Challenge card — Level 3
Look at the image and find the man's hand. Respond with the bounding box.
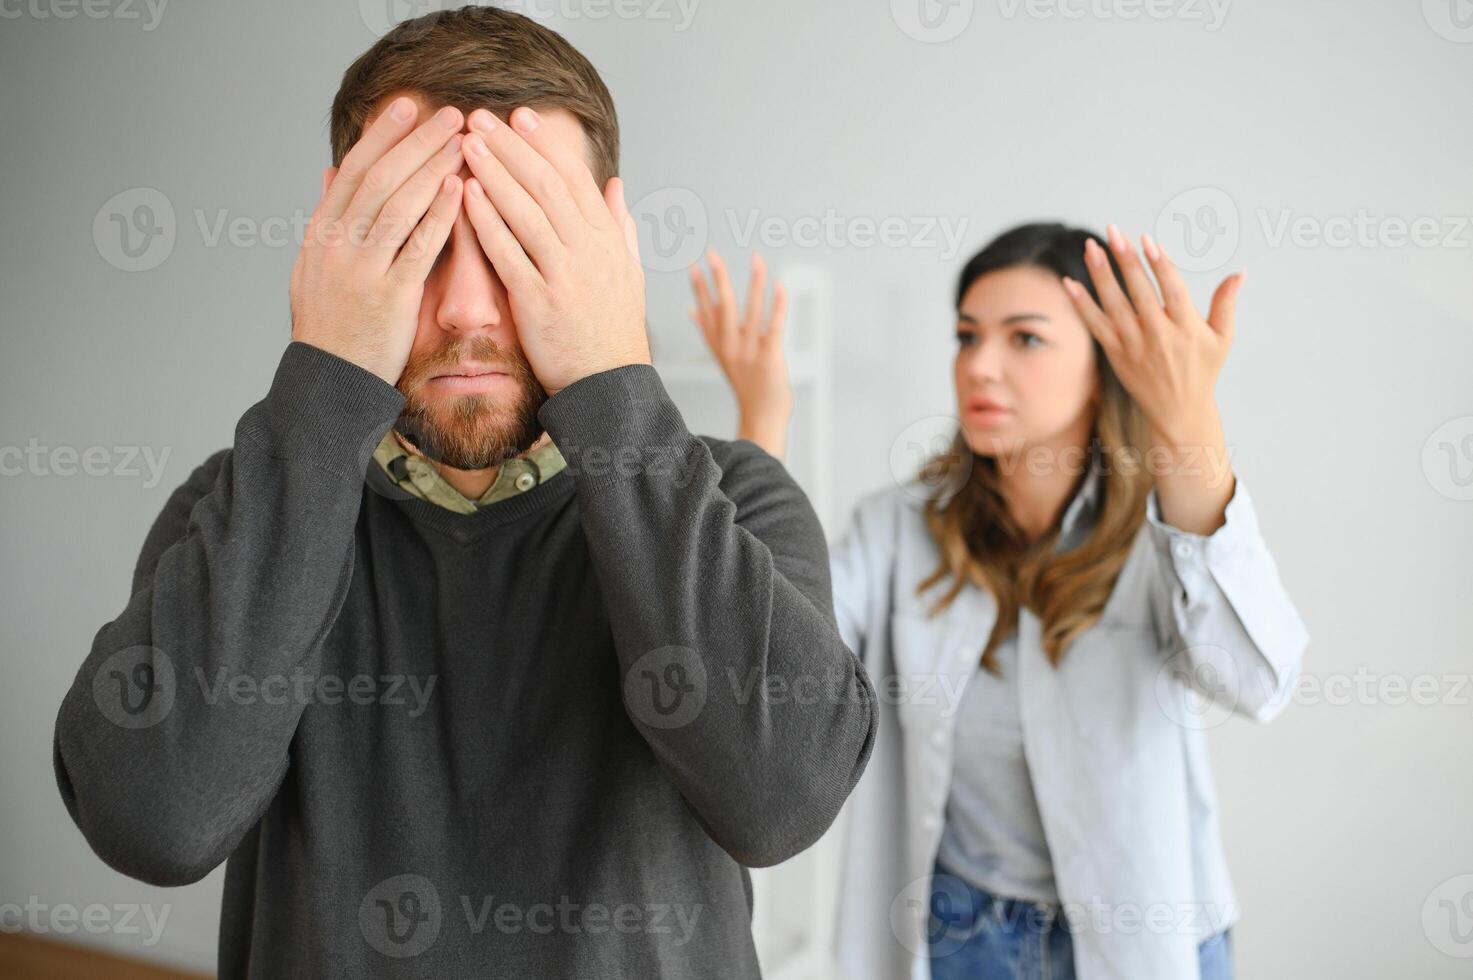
[290,97,466,386]
[458,106,650,398]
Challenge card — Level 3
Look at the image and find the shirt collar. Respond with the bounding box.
[371,429,567,514]
[1058,441,1107,538]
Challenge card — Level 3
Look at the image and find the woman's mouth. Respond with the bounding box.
[964,402,1012,426]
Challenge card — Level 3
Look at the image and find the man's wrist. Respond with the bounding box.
[537,363,691,488]
[544,351,654,400]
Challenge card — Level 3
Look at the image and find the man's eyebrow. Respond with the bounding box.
[956,312,1051,326]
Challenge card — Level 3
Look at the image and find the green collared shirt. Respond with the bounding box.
[371,430,567,514]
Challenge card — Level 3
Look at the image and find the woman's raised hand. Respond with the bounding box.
[688,249,793,459]
[1061,224,1242,449]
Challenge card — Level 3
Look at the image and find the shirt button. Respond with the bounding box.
[930,729,946,748]
[515,472,536,491]
[922,814,940,832]
[1174,540,1194,559]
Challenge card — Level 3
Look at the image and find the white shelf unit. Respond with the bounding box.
[653,263,843,980]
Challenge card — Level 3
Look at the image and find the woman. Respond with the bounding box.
[687,223,1310,980]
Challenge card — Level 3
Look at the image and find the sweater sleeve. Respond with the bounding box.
[52,341,405,886]
[537,364,878,869]
[1145,476,1310,723]
[828,488,900,674]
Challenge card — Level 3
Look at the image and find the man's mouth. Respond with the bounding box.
[431,363,508,380]
[426,365,513,393]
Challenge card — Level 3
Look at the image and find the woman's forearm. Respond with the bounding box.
[738,411,791,461]
[1147,404,1235,536]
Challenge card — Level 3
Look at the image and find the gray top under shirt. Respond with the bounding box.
[52,341,877,979]
[935,632,1060,904]
[935,474,1106,908]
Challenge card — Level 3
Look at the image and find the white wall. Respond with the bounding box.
[3,0,1470,976]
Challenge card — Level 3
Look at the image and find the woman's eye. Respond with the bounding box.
[1014,331,1043,348]
[955,330,976,346]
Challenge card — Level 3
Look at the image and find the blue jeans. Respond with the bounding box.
[927,860,1233,980]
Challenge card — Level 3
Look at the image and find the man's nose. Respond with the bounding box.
[429,207,509,337]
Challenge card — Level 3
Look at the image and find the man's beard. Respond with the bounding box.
[391,337,547,472]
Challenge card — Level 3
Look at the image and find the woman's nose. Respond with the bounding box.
[963,335,1005,381]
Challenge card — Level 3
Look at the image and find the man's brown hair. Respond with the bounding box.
[329,6,620,186]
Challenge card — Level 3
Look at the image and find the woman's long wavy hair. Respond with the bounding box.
[916,223,1154,673]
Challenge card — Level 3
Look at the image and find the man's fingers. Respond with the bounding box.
[366,134,466,259]
[342,105,464,235]
[507,106,613,231]
[467,109,585,247]
[462,130,566,279]
[316,95,419,223]
[390,175,462,285]
[462,177,543,295]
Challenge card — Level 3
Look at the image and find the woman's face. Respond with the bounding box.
[953,265,1100,461]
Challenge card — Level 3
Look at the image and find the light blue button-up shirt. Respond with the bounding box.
[829,449,1310,980]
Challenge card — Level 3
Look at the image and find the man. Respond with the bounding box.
[52,7,876,977]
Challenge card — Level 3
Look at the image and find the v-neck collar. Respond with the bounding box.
[363,455,576,544]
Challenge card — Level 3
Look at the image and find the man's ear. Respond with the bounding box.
[321,166,338,199]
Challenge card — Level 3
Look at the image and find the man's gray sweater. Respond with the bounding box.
[52,341,877,979]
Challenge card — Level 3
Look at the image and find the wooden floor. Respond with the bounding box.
[0,933,210,979]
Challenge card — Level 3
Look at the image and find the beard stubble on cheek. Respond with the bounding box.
[390,337,548,472]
